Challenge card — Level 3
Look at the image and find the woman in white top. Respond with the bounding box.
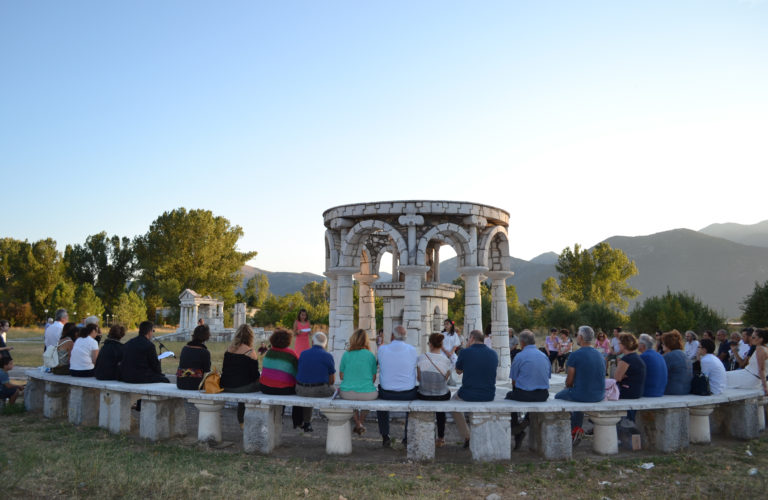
[727,328,768,395]
[684,331,700,361]
[417,333,452,447]
[440,319,462,363]
[70,323,100,377]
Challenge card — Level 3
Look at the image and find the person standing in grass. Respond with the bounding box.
[0,319,13,361]
[0,357,23,404]
[293,309,312,358]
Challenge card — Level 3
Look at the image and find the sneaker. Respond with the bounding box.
[572,426,584,447]
[382,436,391,448]
[302,423,313,433]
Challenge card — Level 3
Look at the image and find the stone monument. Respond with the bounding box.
[323,200,514,380]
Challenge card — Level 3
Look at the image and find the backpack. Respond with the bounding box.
[690,372,711,396]
[43,345,59,369]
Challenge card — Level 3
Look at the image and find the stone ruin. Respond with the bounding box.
[163,289,252,342]
[323,200,514,380]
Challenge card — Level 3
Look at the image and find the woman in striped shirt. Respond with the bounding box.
[259,328,303,430]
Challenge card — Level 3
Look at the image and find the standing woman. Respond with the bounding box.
[417,333,452,447]
[293,309,312,358]
[222,325,261,428]
[70,323,100,377]
[441,319,462,362]
[595,331,611,360]
[339,329,379,435]
[0,319,12,361]
[544,328,560,366]
[176,324,211,390]
[556,329,572,373]
[51,322,78,375]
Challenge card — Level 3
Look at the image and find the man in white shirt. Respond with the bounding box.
[376,325,418,447]
[698,339,726,395]
[44,309,68,349]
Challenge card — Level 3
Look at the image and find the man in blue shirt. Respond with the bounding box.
[637,333,667,397]
[452,329,499,448]
[555,325,605,445]
[295,332,336,432]
[506,329,551,449]
[376,326,418,447]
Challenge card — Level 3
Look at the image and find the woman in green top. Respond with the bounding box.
[339,328,378,435]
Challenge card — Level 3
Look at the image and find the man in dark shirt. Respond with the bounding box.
[716,329,731,369]
[121,321,169,384]
[295,332,336,432]
[451,329,499,448]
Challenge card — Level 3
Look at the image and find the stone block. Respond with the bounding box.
[723,399,760,440]
[470,412,511,461]
[139,396,187,441]
[68,386,100,426]
[243,404,282,453]
[99,390,133,434]
[24,377,44,412]
[407,411,436,461]
[529,412,572,460]
[637,408,689,452]
[43,381,68,419]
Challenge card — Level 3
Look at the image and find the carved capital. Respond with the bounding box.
[463,215,488,227]
[398,214,424,226]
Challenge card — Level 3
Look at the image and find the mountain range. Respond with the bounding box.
[241,219,768,319]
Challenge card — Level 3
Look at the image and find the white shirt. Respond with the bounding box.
[377,340,418,391]
[45,321,64,348]
[738,340,751,359]
[610,337,621,354]
[684,340,700,361]
[700,353,726,395]
[441,332,462,363]
[70,336,98,371]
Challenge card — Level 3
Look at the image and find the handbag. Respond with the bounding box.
[199,367,225,394]
[690,372,711,396]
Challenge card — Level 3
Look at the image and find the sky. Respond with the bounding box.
[1,1,767,275]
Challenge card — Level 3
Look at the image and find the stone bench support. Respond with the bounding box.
[190,399,225,443]
[689,405,715,444]
[24,377,44,412]
[43,381,68,419]
[406,411,436,461]
[68,386,100,426]
[637,408,689,452]
[528,411,572,460]
[721,398,760,440]
[139,395,186,441]
[469,412,511,461]
[99,390,134,434]
[586,411,625,455]
[243,403,282,453]
[320,408,354,455]
[758,397,767,432]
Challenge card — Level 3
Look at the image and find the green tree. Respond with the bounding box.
[114,291,147,330]
[244,273,270,308]
[542,298,579,330]
[0,237,64,321]
[135,208,257,307]
[506,284,533,331]
[48,281,76,314]
[575,301,626,333]
[74,283,105,321]
[742,281,768,327]
[556,242,639,311]
[629,290,725,333]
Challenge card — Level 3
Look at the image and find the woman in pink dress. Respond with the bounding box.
[292,309,312,357]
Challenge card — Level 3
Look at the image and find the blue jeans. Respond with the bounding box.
[376,386,417,440]
[554,387,587,429]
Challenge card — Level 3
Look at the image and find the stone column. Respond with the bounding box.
[99,390,133,434]
[24,377,44,412]
[324,271,338,352]
[192,305,199,328]
[432,246,440,283]
[636,408,689,452]
[399,265,428,346]
[243,403,283,453]
[407,411,436,461]
[139,396,186,441]
[458,266,488,336]
[585,411,625,455]
[689,405,715,444]
[356,273,378,349]
[320,408,354,455]
[328,267,357,369]
[469,412,511,461]
[68,386,100,426]
[528,412,572,460]
[43,381,68,419]
[487,271,513,380]
[190,399,225,443]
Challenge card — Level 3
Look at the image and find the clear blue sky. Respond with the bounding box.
[2,1,766,274]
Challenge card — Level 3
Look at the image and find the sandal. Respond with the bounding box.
[435,438,445,447]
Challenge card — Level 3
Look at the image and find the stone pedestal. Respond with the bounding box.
[190,399,225,443]
[636,408,689,452]
[400,266,429,345]
[43,381,68,419]
[24,377,44,412]
[407,411,436,461]
[68,386,100,426]
[469,412,511,461]
[586,411,625,455]
[721,399,760,440]
[758,397,767,432]
[99,390,133,434]
[139,395,186,441]
[689,406,715,444]
[243,403,282,453]
[320,408,354,455]
[529,412,572,460]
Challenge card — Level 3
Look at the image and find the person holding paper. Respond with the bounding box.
[293,309,312,358]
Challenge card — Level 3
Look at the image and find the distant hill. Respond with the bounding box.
[530,252,559,265]
[239,265,325,297]
[699,220,768,248]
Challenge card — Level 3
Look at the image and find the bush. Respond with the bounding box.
[629,290,725,333]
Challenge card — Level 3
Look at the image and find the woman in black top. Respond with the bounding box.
[176,325,212,390]
[95,325,126,380]
[614,332,647,399]
[221,325,260,426]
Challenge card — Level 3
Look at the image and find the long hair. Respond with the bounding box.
[348,329,369,351]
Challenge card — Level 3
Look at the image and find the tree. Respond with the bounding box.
[575,301,626,333]
[0,237,64,321]
[135,208,257,307]
[541,298,579,330]
[742,281,768,326]
[48,281,76,314]
[244,273,270,308]
[556,242,639,311]
[114,291,147,330]
[629,290,725,333]
[74,283,105,321]
[507,284,533,331]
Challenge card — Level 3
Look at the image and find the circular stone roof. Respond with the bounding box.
[323,200,509,227]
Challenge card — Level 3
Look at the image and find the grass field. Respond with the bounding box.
[1,405,767,499]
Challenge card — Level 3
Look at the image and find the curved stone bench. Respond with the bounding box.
[23,370,766,462]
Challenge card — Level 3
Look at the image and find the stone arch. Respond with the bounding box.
[325,230,339,270]
[339,220,408,269]
[416,223,472,268]
[359,247,373,275]
[478,225,511,271]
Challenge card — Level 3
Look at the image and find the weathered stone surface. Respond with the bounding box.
[99,390,133,434]
[636,408,689,452]
[529,412,572,460]
[407,411,436,461]
[43,381,68,419]
[24,377,44,412]
[190,399,225,443]
[68,386,99,426]
[320,408,354,455]
[140,396,187,441]
[689,406,715,444]
[470,412,511,461]
[243,404,282,453]
[586,411,625,455]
